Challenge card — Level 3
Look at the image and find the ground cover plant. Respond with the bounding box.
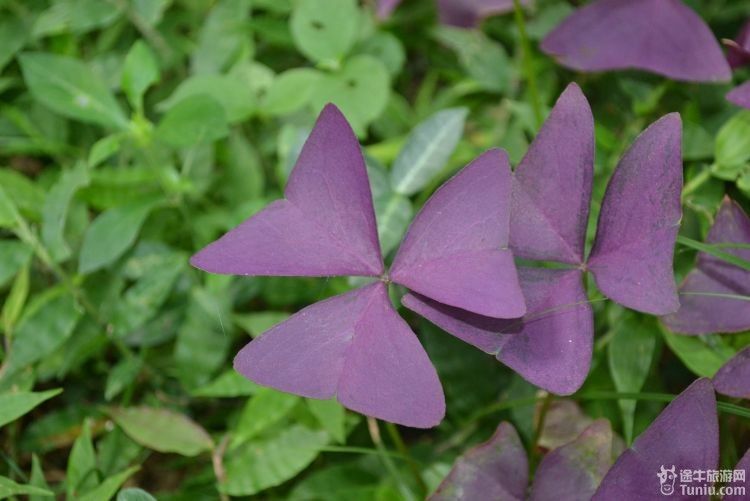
[1,0,750,499]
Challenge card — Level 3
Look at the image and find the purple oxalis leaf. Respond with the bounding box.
[233,282,445,428]
[530,420,613,501]
[190,104,384,278]
[728,81,750,110]
[593,378,718,500]
[661,197,750,334]
[724,448,750,501]
[726,20,750,69]
[712,346,750,399]
[376,0,528,27]
[391,149,526,319]
[541,0,732,82]
[403,267,593,395]
[588,113,682,316]
[429,421,527,500]
[510,82,594,265]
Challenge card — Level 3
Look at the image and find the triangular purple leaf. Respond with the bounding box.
[510,82,594,265]
[403,267,593,395]
[662,197,750,334]
[191,104,384,278]
[391,149,526,319]
[436,0,527,28]
[712,346,750,399]
[429,422,527,500]
[541,0,732,82]
[588,113,682,315]
[593,378,719,500]
[723,448,750,501]
[530,420,613,501]
[234,282,444,428]
[728,81,750,110]
[726,20,750,69]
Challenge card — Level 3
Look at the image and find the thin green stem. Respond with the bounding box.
[681,168,712,199]
[367,418,416,501]
[513,0,543,130]
[677,235,750,271]
[530,393,553,468]
[385,422,427,496]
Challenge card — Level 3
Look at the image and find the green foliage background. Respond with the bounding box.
[0,0,749,499]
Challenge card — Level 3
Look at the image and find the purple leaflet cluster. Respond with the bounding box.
[433,379,730,500]
[727,20,750,109]
[405,83,682,396]
[192,104,525,428]
[540,0,731,83]
[192,84,683,426]
[662,198,750,335]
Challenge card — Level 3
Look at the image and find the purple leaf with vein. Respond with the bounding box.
[191,104,384,278]
[661,197,750,334]
[392,149,525,319]
[234,282,444,428]
[530,420,613,501]
[588,113,682,315]
[723,448,750,501]
[541,0,731,82]
[429,422,527,500]
[403,267,593,395]
[712,346,750,399]
[593,378,718,500]
[728,81,750,110]
[726,20,750,69]
[510,82,594,264]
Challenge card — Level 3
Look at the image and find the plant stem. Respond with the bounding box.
[367,417,415,501]
[513,0,543,130]
[530,392,553,467]
[385,422,427,496]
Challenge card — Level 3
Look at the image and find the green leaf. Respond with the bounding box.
[222,425,328,496]
[374,192,413,255]
[156,94,229,148]
[390,108,467,195]
[0,169,46,222]
[662,327,735,377]
[234,388,300,443]
[0,476,53,499]
[174,286,231,388]
[0,388,62,429]
[714,111,750,174]
[108,407,214,456]
[288,465,379,501]
[307,399,346,444]
[2,264,29,334]
[607,311,657,443]
[42,164,89,261]
[32,0,122,37]
[0,240,32,287]
[29,454,51,501]
[158,74,255,123]
[117,488,157,501]
[19,52,128,129]
[121,41,159,112]
[192,370,260,398]
[262,68,321,116]
[0,185,20,229]
[88,134,123,168]
[67,420,98,498]
[291,0,358,64]
[233,311,290,338]
[358,32,405,76]
[191,0,251,74]
[78,197,159,274]
[79,466,140,501]
[105,357,143,401]
[433,27,510,92]
[309,55,390,134]
[221,131,265,204]
[5,289,81,373]
[0,17,26,73]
